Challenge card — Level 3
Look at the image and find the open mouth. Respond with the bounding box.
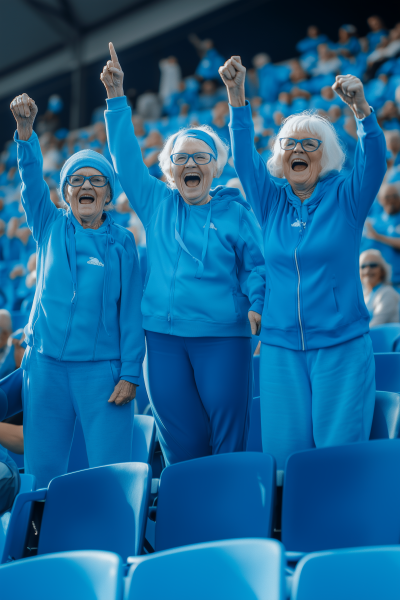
[291,160,308,172]
[184,174,201,188]
[79,194,95,204]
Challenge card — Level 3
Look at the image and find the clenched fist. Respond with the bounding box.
[10,93,38,141]
[101,42,124,99]
[332,75,371,120]
[218,56,246,107]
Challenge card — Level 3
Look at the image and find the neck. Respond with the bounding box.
[291,180,318,203]
[183,194,211,207]
[75,213,105,229]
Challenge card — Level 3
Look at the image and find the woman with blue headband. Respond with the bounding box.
[10,92,145,488]
[101,44,265,466]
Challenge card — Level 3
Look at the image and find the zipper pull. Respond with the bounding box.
[71,285,77,304]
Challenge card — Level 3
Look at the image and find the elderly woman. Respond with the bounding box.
[101,44,265,466]
[360,249,400,327]
[219,56,386,468]
[10,93,145,488]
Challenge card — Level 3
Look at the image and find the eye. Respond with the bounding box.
[91,176,103,184]
[70,176,82,184]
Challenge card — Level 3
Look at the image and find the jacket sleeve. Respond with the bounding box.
[229,101,279,226]
[235,207,266,316]
[15,131,59,244]
[105,96,171,228]
[119,234,146,385]
[340,110,387,226]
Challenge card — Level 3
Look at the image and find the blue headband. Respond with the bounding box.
[172,129,218,159]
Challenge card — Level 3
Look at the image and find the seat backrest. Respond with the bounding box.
[1,474,36,562]
[246,396,262,452]
[369,324,400,353]
[291,546,400,600]
[131,415,157,464]
[38,463,151,562]
[253,355,260,397]
[282,440,400,552]
[155,452,276,552]
[374,353,400,393]
[0,368,23,420]
[127,539,286,600]
[370,391,400,439]
[0,550,123,600]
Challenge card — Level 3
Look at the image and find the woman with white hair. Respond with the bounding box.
[220,56,386,468]
[101,44,265,466]
[360,249,400,327]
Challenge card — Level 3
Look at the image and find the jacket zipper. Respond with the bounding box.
[59,286,77,360]
[295,207,305,351]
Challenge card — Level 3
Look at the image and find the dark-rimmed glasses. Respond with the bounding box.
[170,152,216,165]
[279,138,322,152]
[360,263,380,269]
[66,175,109,187]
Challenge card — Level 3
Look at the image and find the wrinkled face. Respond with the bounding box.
[360,253,384,288]
[379,186,400,215]
[281,129,323,188]
[171,138,218,205]
[64,167,110,223]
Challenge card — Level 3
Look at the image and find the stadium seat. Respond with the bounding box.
[0,368,23,420]
[282,440,400,561]
[370,391,400,439]
[153,452,276,552]
[127,539,286,600]
[246,396,262,452]
[253,354,260,397]
[374,353,400,393]
[0,550,123,600]
[0,474,36,563]
[291,546,400,600]
[2,463,151,564]
[369,324,400,353]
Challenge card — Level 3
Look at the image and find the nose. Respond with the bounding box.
[293,142,304,153]
[185,156,197,167]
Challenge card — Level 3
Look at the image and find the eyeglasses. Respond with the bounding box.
[279,138,323,152]
[170,152,215,165]
[360,263,380,269]
[66,175,109,187]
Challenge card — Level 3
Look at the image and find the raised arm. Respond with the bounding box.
[219,56,278,225]
[101,43,170,227]
[10,94,58,243]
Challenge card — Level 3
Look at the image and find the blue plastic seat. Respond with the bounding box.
[370,391,400,439]
[253,354,260,397]
[282,440,400,559]
[154,452,276,552]
[369,324,400,352]
[291,546,400,600]
[0,474,36,563]
[375,353,400,393]
[2,463,151,564]
[127,539,286,600]
[247,396,262,452]
[0,550,123,600]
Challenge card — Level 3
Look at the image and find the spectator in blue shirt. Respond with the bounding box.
[296,25,329,56]
[334,25,361,57]
[367,15,388,51]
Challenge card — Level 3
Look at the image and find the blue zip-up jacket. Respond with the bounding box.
[229,102,386,350]
[105,96,265,338]
[15,131,145,384]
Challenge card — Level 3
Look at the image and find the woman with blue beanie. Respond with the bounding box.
[101,44,265,466]
[10,93,145,488]
[220,57,386,470]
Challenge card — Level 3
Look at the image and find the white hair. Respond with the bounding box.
[158,125,229,189]
[359,249,392,283]
[267,110,346,179]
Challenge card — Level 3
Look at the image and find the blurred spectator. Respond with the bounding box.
[360,249,400,326]
[378,100,400,130]
[142,130,164,179]
[0,328,26,379]
[159,56,182,103]
[0,310,12,371]
[136,91,162,120]
[197,80,226,111]
[110,192,133,228]
[226,177,246,198]
[310,85,341,111]
[296,25,329,55]
[36,94,63,136]
[334,24,361,57]
[311,44,342,76]
[367,15,388,51]
[189,35,224,80]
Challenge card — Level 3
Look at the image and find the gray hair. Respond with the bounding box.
[267,110,346,179]
[359,249,392,283]
[378,181,400,200]
[158,125,229,189]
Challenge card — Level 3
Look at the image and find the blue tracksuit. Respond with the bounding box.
[105,96,265,464]
[229,102,386,467]
[15,131,145,487]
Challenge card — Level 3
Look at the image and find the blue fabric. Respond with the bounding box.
[14,131,145,383]
[105,95,265,338]
[229,101,386,350]
[362,211,400,283]
[296,34,329,55]
[195,49,225,80]
[259,334,375,469]
[22,347,134,488]
[59,149,116,201]
[144,331,252,466]
[172,129,217,158]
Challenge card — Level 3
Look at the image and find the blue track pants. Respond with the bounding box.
[260,334,375,470]
[23,348,133,488]
[144,332,252,466]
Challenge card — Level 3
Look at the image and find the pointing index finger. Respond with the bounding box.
[109,42,120,66]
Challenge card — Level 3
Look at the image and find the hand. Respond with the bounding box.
[332,75,371,120]
[108,379,137,406]
[10,93,38,141]
[248,310,262,336]
[218,56,246,107]
[9,265,24,280]
[100,42,124,99]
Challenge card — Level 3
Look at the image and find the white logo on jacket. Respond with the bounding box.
[203,222,218,231]
[291,219,306,229]
[87,257,104,267]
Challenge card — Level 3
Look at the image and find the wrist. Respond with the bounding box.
[17,126,32,142]
[107,88,124,99]
[228,88,246,108]
[353,102,371,120]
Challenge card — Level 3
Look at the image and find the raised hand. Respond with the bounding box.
[332,75,371,120]
[100,42,124,99]
[218,56,246,107]
[10,94,38,141]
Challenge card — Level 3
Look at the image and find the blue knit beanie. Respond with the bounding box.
[59,150,115,202]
